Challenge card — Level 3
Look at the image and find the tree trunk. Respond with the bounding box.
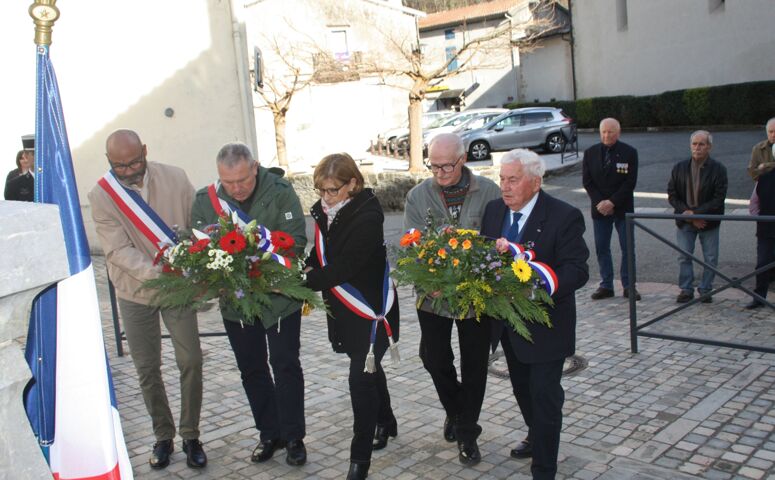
[273,113,288,169]
[407,95,424,172]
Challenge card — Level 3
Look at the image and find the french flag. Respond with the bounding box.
[23,43,132,479]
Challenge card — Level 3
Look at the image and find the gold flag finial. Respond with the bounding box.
[29,0,60,46]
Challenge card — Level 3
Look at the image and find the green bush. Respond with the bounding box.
[503,80,775,128]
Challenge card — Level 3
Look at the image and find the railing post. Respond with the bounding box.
[626,213,638,353]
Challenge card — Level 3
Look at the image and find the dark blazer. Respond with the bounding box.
[667,156,728,231]
[581,141,638,219]
[481,191,589,364]
[756,169,775,239]
[4,172,34,201]
[306,189,399,355]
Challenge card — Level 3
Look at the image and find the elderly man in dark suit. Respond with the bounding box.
[582,118,639,301]
[481,149,589,480]
[747,168,775,309]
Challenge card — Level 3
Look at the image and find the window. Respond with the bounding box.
[445,29,455,40]
[496,115,522,128]
[524,112,552,124]
[445,46,458,72]
[616,0,628,31]
[328,29,349,61]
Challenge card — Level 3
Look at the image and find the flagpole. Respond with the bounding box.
[29,0,60,47]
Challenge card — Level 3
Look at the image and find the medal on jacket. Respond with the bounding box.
[314,223,399,372]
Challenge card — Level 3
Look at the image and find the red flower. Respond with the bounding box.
[248,259,262,278]
[219,230,247,254]
[161,264,181,276]
[188,239,210,254]
[271,230,295,250]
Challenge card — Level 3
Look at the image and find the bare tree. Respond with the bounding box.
[362,1,561,171]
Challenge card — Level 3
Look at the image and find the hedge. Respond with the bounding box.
[504,80,775,128]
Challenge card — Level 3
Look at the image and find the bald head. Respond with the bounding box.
[599,118,621,147]
[105,129,147,186]
[427,133,466,188]
[106,129,142,153]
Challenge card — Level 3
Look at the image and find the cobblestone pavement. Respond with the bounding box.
[92,256,775,479]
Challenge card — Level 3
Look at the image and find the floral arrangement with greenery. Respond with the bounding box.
[143,212,322,323]
[392,221,554,341]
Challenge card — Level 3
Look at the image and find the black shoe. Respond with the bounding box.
[457,439,481,466]
[510,438,532,459]
[149,439,174,469]
[745,300,765,310]
[443,416,457,443]
[286,439,307,466]
[676,291,693,303]
[700,294,713,304]
[346,462,370,480]
[182,439,207,468]
[623,288,641,301]
[251,439,286,463]
[373,419,397,450]
[591,287,614,300]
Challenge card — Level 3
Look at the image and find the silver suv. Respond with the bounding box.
[458,107,574,160]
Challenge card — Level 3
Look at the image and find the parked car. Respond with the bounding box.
[396,108,508,156]
[459,107,574,160]
[377,111,454,153]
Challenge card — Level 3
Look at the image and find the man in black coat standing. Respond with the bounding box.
[481,149,589,480]
[747,168,775,309]
[582,118,639,300]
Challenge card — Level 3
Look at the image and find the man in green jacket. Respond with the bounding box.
[191,142,308,466]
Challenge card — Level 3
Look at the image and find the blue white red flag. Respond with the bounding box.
[23,43,133,480]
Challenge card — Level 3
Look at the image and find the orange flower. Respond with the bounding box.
[400,229,422,247]
[461,239,472,250]
[437,248,447,259]
[452,258,460,267]
[448,238,459,249]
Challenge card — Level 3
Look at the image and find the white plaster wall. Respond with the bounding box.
[519,36,573,103]
[572,0,775,98]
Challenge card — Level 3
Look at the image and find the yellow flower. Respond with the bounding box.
[448,238,459,249]
[429,268,436,272]
[461,239,472,250]
[452,258,460,267]
[428,258,434,265]
[418,249,426,258]
[511,259,532,283]
[437,248,447,259]
[457,229,479,235]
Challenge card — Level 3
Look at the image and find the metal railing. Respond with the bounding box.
[626,212,775,355]
[560,124,578,164]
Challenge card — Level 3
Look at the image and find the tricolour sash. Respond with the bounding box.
[97,171,177,251]
[314,223,399,372]
[206,183,291,268]
[503,239,558,296]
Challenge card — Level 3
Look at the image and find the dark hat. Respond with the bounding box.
[22,134,35,151]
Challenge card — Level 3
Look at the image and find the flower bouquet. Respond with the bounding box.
[142,212,322,323]
[393,224,554,341]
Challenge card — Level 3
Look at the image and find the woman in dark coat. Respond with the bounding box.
[304,153,399,480]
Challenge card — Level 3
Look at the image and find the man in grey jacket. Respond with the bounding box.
[403,133,501,466]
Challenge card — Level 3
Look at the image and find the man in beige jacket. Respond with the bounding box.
[88,129,206,470]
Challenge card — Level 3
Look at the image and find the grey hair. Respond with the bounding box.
[428,133,465,159]
[690,130,713,146]
[500,149,545,178]
[766,117,775,130]
[599,117,621,131]
[216,142,256,167]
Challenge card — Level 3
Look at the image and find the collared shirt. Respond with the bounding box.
[687,157,706,209]
[509,191,540,233]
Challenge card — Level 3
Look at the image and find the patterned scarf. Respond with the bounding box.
[441,169,470,223]
[322,198,352,228]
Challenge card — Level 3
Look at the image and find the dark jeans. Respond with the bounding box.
[754,236,775,301]
[417,310,491,442]
[592,215,633,290]
[348,341,394,464]
[501,331,565,480]
[223,311,305,442]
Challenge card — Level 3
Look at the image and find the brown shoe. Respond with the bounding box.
[623,288,641,301]
[676,291,693,303]
[591,287,614,300]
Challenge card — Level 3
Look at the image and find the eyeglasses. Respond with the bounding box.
[314,184,346,196]
[109,153,145,172]
[426,156,462,173]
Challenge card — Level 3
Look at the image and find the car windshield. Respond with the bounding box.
[426,115,452,128]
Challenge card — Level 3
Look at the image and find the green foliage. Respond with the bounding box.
[504,80,775,128]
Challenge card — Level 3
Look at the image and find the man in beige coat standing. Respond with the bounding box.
[88,129,206,470]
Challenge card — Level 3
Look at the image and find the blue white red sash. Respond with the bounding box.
[314,223,399,371]
[503,239,558,295]
[97,171,177,251]
[206,183,291,268]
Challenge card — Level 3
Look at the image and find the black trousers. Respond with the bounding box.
[347,340,394,464]
[754,236,775,300]
[417,310,491,442]
[501,331,564,480]
[223,310,305,442]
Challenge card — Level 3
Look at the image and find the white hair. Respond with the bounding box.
[766,117,775,130]
[500,149,545,178]
[690,130,713,146]
[428,133,465,159]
